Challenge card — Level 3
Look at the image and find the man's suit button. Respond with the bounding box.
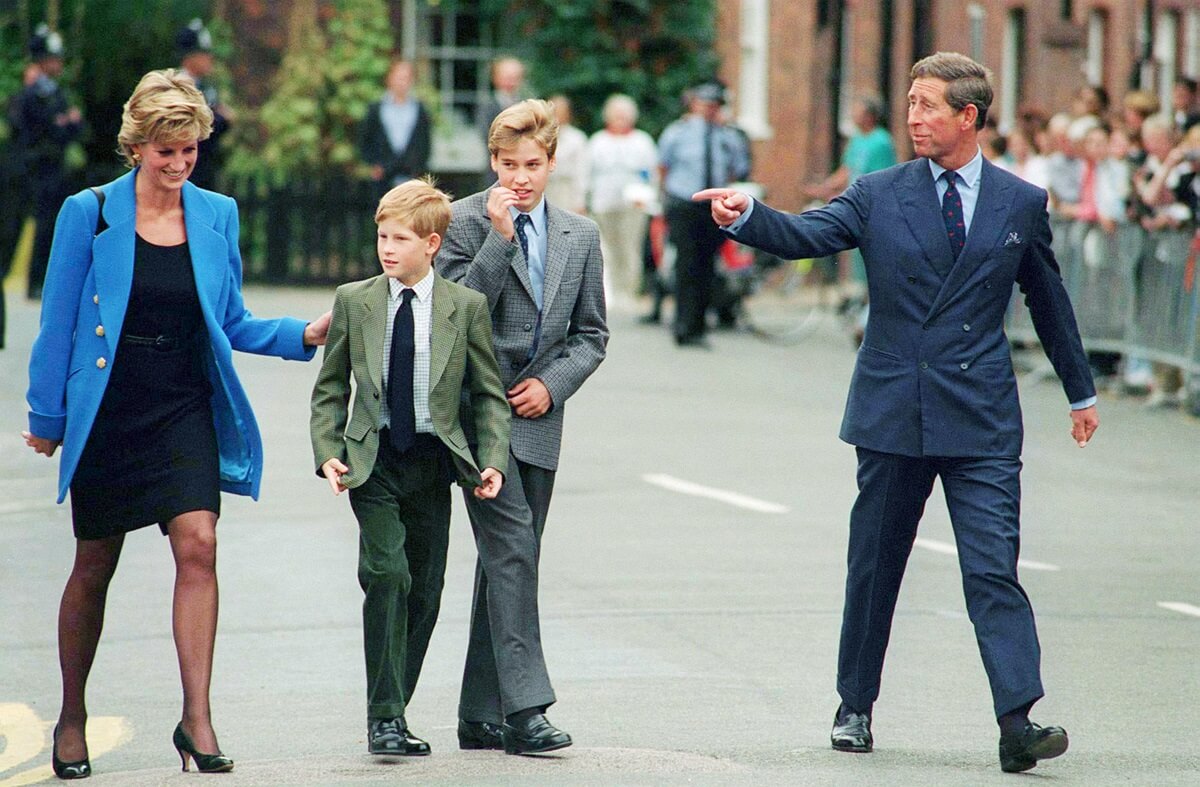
[373,392,380,400]
[907,275,917,283]
[510,360,521,369]
[96,357,107,369]
[962,323,971,331]
[95,325,105,337]
[919,361,928,369]
[523,323,533,331]
[960,362,970,370]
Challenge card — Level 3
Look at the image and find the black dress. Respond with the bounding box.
[70,235,220,540]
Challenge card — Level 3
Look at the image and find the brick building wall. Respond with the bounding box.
[716,0,1200,213]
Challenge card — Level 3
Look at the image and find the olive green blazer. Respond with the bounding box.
[310,272,510,489]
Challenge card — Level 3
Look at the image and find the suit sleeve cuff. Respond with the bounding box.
[1070,396,1097,410]
[721,199,756,235]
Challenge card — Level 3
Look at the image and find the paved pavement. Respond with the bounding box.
[2,287,1198,786]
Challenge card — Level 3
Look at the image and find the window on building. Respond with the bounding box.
[837,2,855,137]
[401,0,497,171]
[738,0,773,140]
[1086,10,1107,87]
[1156,10,1181,115]
[968,4,985,64]
[1059,0,1073,21]
[1186,8,1200,78]
[1000,8,1026,134]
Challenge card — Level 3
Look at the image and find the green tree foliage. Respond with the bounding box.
[483,0,718,137]
[230,0,391,182]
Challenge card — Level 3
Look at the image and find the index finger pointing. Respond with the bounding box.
[692,189,728,202]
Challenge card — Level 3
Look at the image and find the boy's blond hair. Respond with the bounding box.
[488,99,559,158]
[375,177,452,238]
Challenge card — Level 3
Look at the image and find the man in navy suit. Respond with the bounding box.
[695,52,1099,774]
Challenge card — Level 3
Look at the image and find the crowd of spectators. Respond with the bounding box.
[982,80,1200,408]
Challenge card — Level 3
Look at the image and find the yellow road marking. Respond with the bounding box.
[0,706,131,787]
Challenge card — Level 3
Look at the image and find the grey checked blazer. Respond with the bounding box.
[439,190,608,470]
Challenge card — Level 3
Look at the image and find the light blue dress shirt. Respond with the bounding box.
[379,93,420,184]
[509,197,548,310]
[658,115,751,200]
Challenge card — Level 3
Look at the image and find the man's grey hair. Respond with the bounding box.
[855,95,884,125]
[910,52,993,130]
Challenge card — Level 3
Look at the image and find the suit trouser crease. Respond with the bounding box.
[666,197,726,339]
[348,440,451,720]
[837,449,1044,718]
[459,450,557,722]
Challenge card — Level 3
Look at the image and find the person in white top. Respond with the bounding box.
[544,94,589,215]
[586,93,658,303]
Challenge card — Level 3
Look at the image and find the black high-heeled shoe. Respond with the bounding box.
[172,722,234,773]
[52,724,91,780]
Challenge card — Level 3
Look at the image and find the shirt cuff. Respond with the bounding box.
[1070,396,1097,410]
[721,199,756,234]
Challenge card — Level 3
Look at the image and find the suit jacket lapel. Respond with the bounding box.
[429,275,459,394]
[540,204,572,315]
[181,182,227,321]
[361,275,389,395]
[896,160,956,279]
[926,159,1015,319]
[481,190,537,302]
[91,171,137,357]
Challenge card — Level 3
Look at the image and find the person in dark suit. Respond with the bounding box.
[440,99,608,755]
[177,19,232,192]
[358,59,433,196]
[23,69,329,779]
[696,52,1099,774]
[14,24,83,300]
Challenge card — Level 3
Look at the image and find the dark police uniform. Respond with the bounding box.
[178,20,230,191]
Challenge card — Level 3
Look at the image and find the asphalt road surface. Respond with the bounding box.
[2,288,1198,786]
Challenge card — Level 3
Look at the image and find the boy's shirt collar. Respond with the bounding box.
[508,196,547,234]
[388,266,434,303]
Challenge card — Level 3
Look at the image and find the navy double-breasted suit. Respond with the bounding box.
[730,156,1095,717]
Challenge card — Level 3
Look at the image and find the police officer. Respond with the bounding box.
[13,24,83,300]
[177,19,232,191]
[657,82,750,347]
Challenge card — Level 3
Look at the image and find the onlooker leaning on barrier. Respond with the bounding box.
[544,94,589,215]
[14,24,82,300]
[359,59,433,197]
[1122,90,1161,166]
[1007,126,1050,190]
[1170,78,1200,136]
[1045,113,1082,214]
[586,93,659,305]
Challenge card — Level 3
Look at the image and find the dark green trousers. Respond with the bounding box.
[348,432,451,720]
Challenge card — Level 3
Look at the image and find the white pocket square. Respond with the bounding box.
[1003,232,1023,247]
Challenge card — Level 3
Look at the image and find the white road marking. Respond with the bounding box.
[642,474,789,514]
[1158,601,1200,618]
[913,537,1061,572]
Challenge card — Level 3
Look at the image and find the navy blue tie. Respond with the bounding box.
[387,288,416,452]
[514,213,531,260]
[941,169,965,263]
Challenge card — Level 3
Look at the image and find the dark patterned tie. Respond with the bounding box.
[514,213,531,259]
[387,288,416,452]
[941,169,965,262]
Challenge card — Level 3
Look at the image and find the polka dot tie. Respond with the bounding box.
[941,169,965,261]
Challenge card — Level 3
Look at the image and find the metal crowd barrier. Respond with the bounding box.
[1006,221,1200,383]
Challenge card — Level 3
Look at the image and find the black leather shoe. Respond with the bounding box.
[999,722,1068,773]
[52,724,91,779]
[675,334,710,349]
[831,707,873,753]
[172,722,233,773]
[367,718,430,756]
[500,713,572,755]
[458,719,504,750]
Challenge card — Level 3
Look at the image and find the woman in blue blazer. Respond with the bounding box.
[23,70,329,778]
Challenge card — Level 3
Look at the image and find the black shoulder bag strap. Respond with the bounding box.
[89,186,107,236]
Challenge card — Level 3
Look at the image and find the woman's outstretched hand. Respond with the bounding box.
[22,430,61,457]
[304,311,333,347]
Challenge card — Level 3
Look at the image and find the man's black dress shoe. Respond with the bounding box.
[830,708,873,753]
[998,722,1068,773]
[675,334,710,349]
[367,718,430,756]
[500,713,572,755]
[458,719,504,750]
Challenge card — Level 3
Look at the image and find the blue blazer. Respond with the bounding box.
[734,157,1095,458]
[27,169,315,503]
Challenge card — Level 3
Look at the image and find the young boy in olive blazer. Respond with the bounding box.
[310,179,510,756]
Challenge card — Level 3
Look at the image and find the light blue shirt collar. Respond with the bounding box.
[928,147,983,190]
[507,196,547,236]
[930,147,984,234]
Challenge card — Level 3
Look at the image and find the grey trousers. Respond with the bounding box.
[458,450,557,723]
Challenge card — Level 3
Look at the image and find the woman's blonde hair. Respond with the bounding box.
[375,176,452,238]
[117,69,213,168]
[488,99,558,158]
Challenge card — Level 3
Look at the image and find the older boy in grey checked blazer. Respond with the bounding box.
[439,99,608,755]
